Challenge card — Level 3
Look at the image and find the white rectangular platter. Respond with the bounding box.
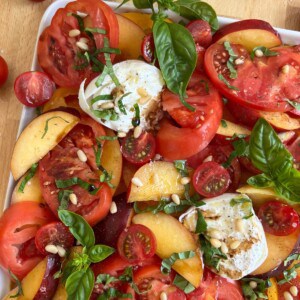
[1,0,300,297]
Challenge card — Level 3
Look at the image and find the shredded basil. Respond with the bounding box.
[224,41,238,79]
[95,66,109,87]
[92,108,119,121]
[71,13,85,32]
[250,46,278,60]
[58,189,73,210]
[173,274,195,294]
[132,103,140,127]
[93,139,102,169]
[41,116,70,139]
[195,210,207,234]
[18,163,38,193]
[98,165,114,188]
[55,177,99,195]
[286,99,300,111]
[8,270,23,298]
[218,74,239,91]
[221,119,228,128]
[199,79,209,93]
[278,263,300,285]
[241,277,271,299]
[117,92,131,115]
[173,160,189,177]
[90,94,113,105]
[161,251,195,275]
[284,252,300,267]
[85,27,106,34]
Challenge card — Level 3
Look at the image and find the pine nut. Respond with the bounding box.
[69,193,78,205]
[283,291,293,300]
[171,194,181,205]
[209,229,223,240]
[229,240,241,250]
[45,244,58,254]
[137,87,148,97]
[249,281,257,289]
[138,96,151,104]
[203,155,213,162]
[290,286,298,296]
[236,219,244,232]
[210,238,222,248]
[131,177,143,187]
[76,41,89,51]
[234,58,244,65]
[254,49,264,57]
[100,102,115,109]
[160,292,168,300]
[154,154,162,161]
[56,245,66,257]
[180,177,191,185]
[118,131,126,138]
[221,242,228,254]
[76,11,88,18]
[79,37,89,44]
[110,201,117,214]
[69,29,81,37]
[133,125,142,139]
[77,149,87,162]
[282,64,290,74]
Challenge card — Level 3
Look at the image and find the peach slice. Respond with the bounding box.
[267,278,278,300]
[260,111,300,130]
[11,111,79,180]
[216,119,251,137]
[132,212,203,287]
[123,160,139,188]
[121,12,153,33]
[127,161,185,202]
[213,19,282,52]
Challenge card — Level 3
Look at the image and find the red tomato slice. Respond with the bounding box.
[286,135,300,164]
[35,222,74,256]
[0,202,54,279]
[141,33,155,63]
[0,55,8,87]
[258,201,300,236]
[204,43,300,112]
[121,131,156,165]
[37,0,119,88]
[14,71,55,107]
[186,20,212,48]
[193,161,231,198]
[117,224,156,264]
[156,72,222,160]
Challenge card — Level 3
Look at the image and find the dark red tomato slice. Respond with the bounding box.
[193,161,231,198]
[35,222,74,256]
[258,201,300,236]
[0,56,8,87]
[121,131,156,165]
[156,72,222,160]
[133,264,186,300]
[186,20,212,48]
[286,134,300,165]
[141,33,155,63]
[204,43,300,112]
[37,0,119,88]
[195,44,206,72]
[239,156,261,175]
[0,202,54,279]
[14,71,55,107]
[117,224,156,264]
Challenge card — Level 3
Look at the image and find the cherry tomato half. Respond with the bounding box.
[186,20,212,48]
[258,201,300,236]
[193,161,231,198]
[0,56,8,87]
[121,131,156,165]
[35,222,74,256]
[117,224,157,264]
[14,71,55,107]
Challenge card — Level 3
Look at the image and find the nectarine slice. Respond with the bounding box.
[11,111,79,180]
[132,212,203,287]
[216,119,251,137]
[260,111,300,130]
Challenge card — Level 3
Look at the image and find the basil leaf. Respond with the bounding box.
[65,268,94,300]
[224,41,238,79]
[41,116,70,139]
[55,177,99,195]
[133,0,153,9]
[278,263,300,284]
[218,74,239,91]
[175,0,219,31]
[85,27,106,34]
[153,20,196,111]
[173,274,195,294]
[221,119,227,128]
[97,135,118,141]
[250,46,278,60]
[117,92,131,115]
[195,210,207,234]
[58,190,73,210]
[223,137,249,168]
[247,174,274,188]
[132,103,140,127]
[241,277,271,299]
[173,160,189,177]
[286,99,300,111]
[96,273,118,285]
[90,94,113,105]
[88,245,115,263]
[18,163,38,193]
[58,210,95,248]
[284,252,300,267]
[161,251,195,275]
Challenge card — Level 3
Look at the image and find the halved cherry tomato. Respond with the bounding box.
[141,33,155,63]
[35,222,74,256]
[193,161,231,198]
[14,71,55,107]
[186,20,212,48]
[286,134,300,165]
[37,0,119,87]
[258,201,300,236]
[204,44,300,112]
[121,131,156,165]
[117,224,156,264]
[156,72,222,160]
[0,56,8,87]
[0,202,55,279]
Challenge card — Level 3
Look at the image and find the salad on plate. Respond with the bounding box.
[1,0,300,299]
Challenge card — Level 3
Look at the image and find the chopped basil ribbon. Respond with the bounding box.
[94,47,121,55]
[278,262,300,285]
[221,119,227,128]
[97,288,133,299]
[230,195,253,219]
[250,46,278,60]
[132,103,140,127]
[241,277,272,299]
[93,139,102,168]
[284,252,300,266]
[85,27,106,34]
[286,99,300,111]
[95,66,109,87]
[117,92,131,115]
[173,160,189,177]
[41,116,70,139]
[195,210,207,234]
[173,274,195,294]
[230,196,251,206]
[92,108,119,121]
[224,41,238,79]
[8,269,23,298]
[55,177,99,195]
[71,13,85,32]
[90,94,113,105]
[161,251,195,275]
[97,135,118,141]
[218,74,239,91]
[18,163,38,193]
[58,189,73,210]
[98,165,114,188]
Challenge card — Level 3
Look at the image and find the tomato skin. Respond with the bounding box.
[258,201,300,236]
[14,71,55,107]
[186,20,212,48]
[141,33,155,63]
[0,202,55,279]
[0,56,8,87]
[117,224,157,264]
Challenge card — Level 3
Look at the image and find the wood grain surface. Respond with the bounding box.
[0,0,300,213]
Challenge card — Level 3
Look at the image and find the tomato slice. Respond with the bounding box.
[141,33,155,63]
[286,134,300,165]
[121,131,156,165]
[277,267,300,300]
[37,0,119,87]
[0,202,54,279]
[0,55,8,87]
[35,222,74,256]
[186,20,212,48]
[117,224,156,264]
[258,201,300,236]
[14,71,55,107]
[204,44,300,112]
[156,72,222,160]
[193,161,231,198]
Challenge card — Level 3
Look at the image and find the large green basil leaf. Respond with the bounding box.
[153,20,196,110]
[58,210,95,248]
[66,268,94,300]
[88,245,115,263]
[249,118,293,177]
[133,0,153,8]
[247,173,274,188]
[175,0,219,31]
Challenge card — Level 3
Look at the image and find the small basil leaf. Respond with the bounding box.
[247,173,274,188]
[133,0,153,9]
[18,163,38,193]
[65,268,94,300]
[195,210,207,234]
[58,210,95,248]
[153,20,196,111]
[173,274,195,294]
[88,245,115,263]
[161,251,195,275]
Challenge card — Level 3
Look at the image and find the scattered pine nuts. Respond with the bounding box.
[76,41,89,51]
[171,194,181,205]
[210,238,222,248]
[133,125,142,139]
[69,193,78,205]
[56,245,66,257]
[283,291,293,300]
[69,29,80,37]
[131,177,143,187]
[290,285,298,296]
[45,244,58,254]
[229,240,241,250]
[180,177,191,185]
[77,149,87,162]
[110,201,117,214]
